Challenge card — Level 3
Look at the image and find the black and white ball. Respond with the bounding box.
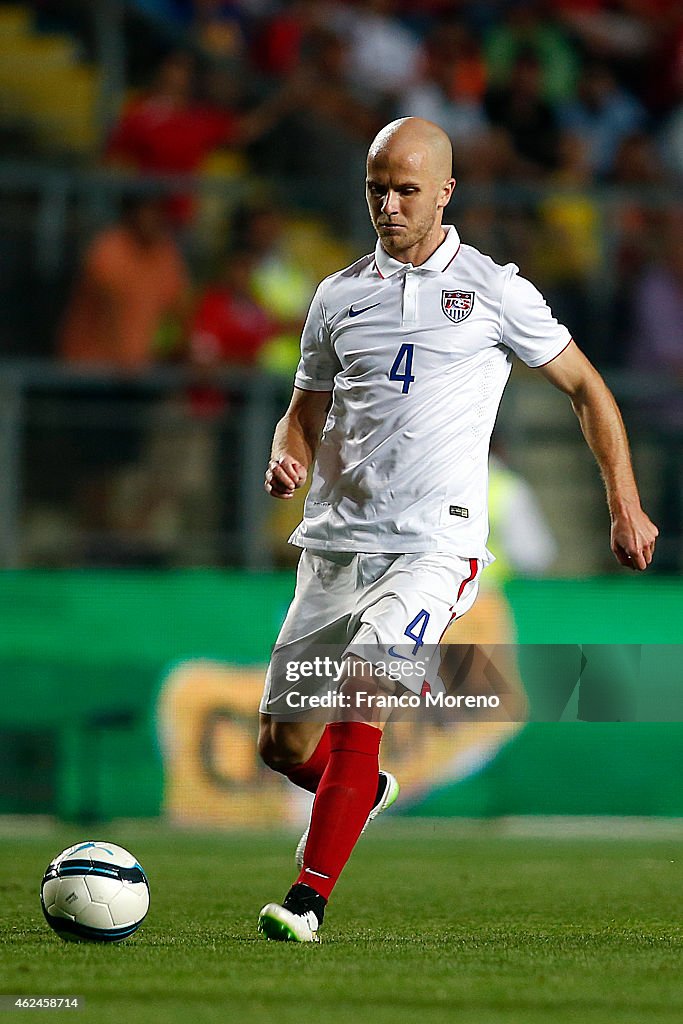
[41,841,150,942]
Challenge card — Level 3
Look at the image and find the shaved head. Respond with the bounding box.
[365,117,456,266]
[368,117,453,184]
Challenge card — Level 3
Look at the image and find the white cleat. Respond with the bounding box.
[258,903,321,943]
[295,770,400,870]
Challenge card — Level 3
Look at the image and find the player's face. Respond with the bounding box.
[366,146,454,263]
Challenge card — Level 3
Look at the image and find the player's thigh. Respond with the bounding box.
[259,551,356,719]
[274,549,356,647]
[346,552,481,695]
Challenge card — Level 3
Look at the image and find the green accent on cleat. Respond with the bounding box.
[258,914,297,942]
[257,903,320,943]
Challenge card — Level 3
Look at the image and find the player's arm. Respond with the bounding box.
[265,386,332,499]
[537,340,658,570]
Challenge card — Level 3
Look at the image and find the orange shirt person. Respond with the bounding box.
[59,196,189,372]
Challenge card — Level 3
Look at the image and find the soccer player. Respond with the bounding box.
[256,117,658,942]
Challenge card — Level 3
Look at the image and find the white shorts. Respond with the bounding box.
[259,549,482,716]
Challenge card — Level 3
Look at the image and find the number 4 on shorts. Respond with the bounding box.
[405,609,429,654]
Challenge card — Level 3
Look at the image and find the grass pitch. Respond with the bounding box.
[2,821,682,1024]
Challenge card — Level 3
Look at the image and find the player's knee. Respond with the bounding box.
[257,725,289,770]
[257,723,311,772]
[257,722,275,767]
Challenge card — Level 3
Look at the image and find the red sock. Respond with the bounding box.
[279,726,331,794]
[296,721,381,900]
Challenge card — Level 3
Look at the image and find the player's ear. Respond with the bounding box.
[437,178,456,210]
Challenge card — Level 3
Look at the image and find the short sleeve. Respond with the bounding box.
[501,267,572,368]
[293,284,338,391]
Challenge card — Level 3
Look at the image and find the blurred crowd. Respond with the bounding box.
[58,194,314,382]
[57,0,683,377]
[108,0,683,189]
[12,0,683,568]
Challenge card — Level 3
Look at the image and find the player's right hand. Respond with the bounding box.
[265,455,307,499]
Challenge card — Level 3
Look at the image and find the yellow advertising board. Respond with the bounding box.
[157,656,522,828]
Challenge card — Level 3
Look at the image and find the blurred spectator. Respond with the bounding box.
[626,210,683,570]
[232,204,314,376]
[397,19,489,157]
[235,203,314,323]
[106,51,287,223]
[59,195,189,372]
[559,61,646,179]
[557,1,668,100]
[556,0,652,60]
[254,0,328,78]
[191,249,278,373]
[332,0,421,102]
[106,53,238,181]
[456,196,526,266]
[281,26,382,140]
[139,1,249,58]
[56,195,190,564]
[530,134,600,356]
[627,212,683,426]
[484,1,580,103]
[188,247,281,557]
[428,16,488,103]
[486,449,558,583]
[644,5,683,117]
[189,1,247,61]
[607,133,667,367]
[610,131,667,188]
[484,50,561,175]
[257,27,382,232]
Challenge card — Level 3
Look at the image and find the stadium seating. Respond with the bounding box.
[0,4,98,155]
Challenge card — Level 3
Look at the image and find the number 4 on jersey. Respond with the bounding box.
[389,343,415,394]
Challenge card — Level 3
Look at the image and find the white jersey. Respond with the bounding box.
[289,225,571,558]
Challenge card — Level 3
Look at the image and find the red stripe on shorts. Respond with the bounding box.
[438,557,480,640]
[424,558,480,693]
[456,557,479,602]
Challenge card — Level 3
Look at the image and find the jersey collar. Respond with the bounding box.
[374,224,461,278]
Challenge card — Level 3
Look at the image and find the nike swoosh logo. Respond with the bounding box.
[348,302,380,317]
[388,646,412,660]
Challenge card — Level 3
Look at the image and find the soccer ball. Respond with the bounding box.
[40,841,150,943]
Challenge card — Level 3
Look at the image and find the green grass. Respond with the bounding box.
[2,822,682,1023]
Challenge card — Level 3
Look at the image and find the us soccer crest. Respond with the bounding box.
[441,289,474,324]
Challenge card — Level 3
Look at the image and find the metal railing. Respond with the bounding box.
[0,359,680,571]
[0,160,680,272]
[0,361,290,569]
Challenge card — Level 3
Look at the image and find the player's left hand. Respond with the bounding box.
[610,507,659,571]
